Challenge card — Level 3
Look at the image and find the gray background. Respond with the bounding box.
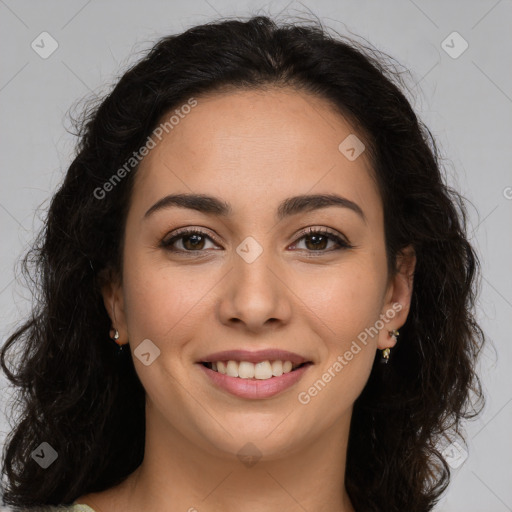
[0,0,511,510]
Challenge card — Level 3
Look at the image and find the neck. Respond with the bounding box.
[81,403,356,512]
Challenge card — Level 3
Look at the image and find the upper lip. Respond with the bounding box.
[198,349,310,365]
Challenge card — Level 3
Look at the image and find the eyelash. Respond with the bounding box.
[160,226,353,256]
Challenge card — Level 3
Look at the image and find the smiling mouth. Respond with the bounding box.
[200,360,312,380]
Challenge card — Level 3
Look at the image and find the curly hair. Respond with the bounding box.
[0,15,485,512]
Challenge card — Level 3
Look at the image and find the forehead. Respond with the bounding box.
[132,88,381,224]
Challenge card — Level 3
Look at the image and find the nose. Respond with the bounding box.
[216,249,292,333]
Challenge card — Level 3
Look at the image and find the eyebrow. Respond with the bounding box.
[144,192,366,223]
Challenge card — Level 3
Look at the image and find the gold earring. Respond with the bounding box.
[110,328,121,345]
[110,327,128,357]
[380,329,399,364]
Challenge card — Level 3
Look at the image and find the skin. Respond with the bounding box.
[78,87,416,512]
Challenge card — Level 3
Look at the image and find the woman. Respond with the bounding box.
[0,15,485,512]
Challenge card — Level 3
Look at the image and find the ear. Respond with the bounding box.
[97,267,128,345]
[377,244,416,350]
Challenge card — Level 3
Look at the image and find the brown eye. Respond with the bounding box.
[302,233,330,251]
[291,228,352,253]
[160,227,353,256]
[161,229,218,252]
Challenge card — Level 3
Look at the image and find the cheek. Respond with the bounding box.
[295,258,386,336]
[295,259,385,383]
[120,250,207,345]
[294,267,383,417]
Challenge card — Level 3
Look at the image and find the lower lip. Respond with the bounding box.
[197,363,313,399]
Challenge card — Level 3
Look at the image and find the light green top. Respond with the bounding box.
[68,506,96,512]
[18,504,96,512]
[64,506,96,512]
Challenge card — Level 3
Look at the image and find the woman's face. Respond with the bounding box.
[104,87,415,460]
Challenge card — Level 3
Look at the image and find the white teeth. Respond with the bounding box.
[238,361,255,379]
[226,360,239,377]
[271,360,283,377]
[208,360,300,380]
[254,361,273,380]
